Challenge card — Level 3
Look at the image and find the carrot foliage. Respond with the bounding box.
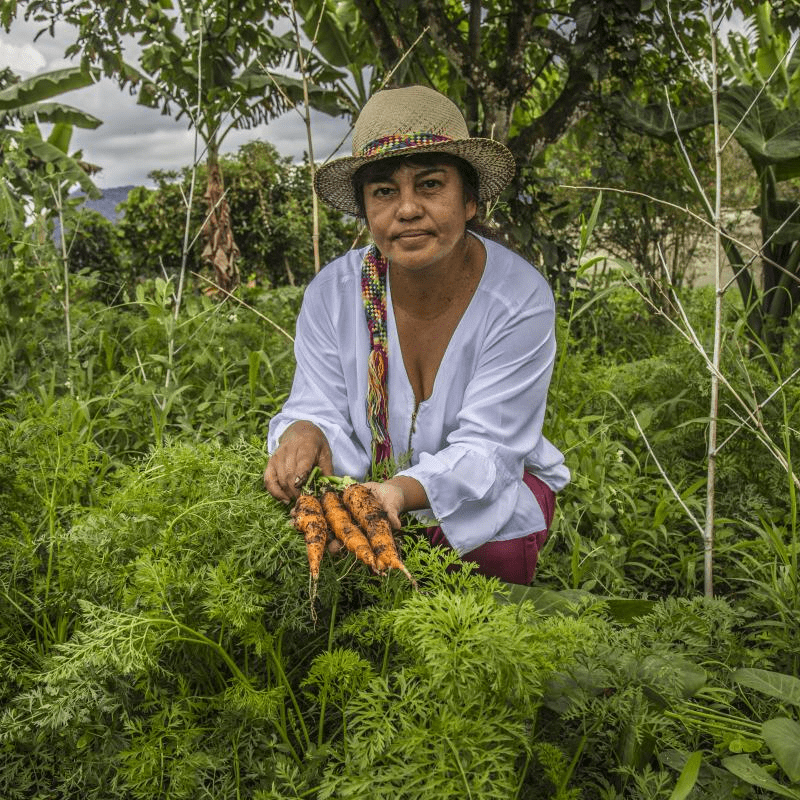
[1,416,796,799]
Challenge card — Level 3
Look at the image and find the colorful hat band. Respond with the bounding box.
[359,132,453,159]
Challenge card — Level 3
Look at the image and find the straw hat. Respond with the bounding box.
[313,85,516,217]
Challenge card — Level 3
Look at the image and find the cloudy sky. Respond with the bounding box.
[1,13,354,189]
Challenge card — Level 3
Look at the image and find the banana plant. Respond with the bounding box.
[0,64,103,368]
[0,65,102,245]
[291,0,429,119]
[723,2,800,110]
[3,0,349,291]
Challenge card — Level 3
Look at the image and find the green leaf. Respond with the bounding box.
[498,584,654,623]
[498,584,588,615]
[576,253,608,278]
[0,180,23,233]
[297,0,357,69]
[578,191,603,257]
[604,598,658,624]
[661,749,741,793]
[776,160,800,181]
[720,86,800,169]
[728,736,763,754]
[609,96,713,140]
[762,718,800,783]
[19,135,99,197]
[669,750,702,800]
[756,200,800,244]
[573,284,633,321]
[47,122,73,153]
[723,754,800,799]
[0,66,97,110]
[732,668,800,707]
[636,654,707,703]
[1,101,102,129]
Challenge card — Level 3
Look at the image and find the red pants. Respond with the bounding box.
[425,472,555,585]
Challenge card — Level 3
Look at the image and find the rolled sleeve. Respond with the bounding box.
[267,259,371,478]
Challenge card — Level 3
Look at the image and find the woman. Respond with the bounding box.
[264,85,570,585]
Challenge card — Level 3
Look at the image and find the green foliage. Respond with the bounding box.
[541,279,799,624]
[115,181,190,282]
[63,208,131,303]
[0,4,798,796]
[319,593,592,800]
[0,435,601,798]
[117,141,358,287]
[0,267,798,795]
[0,64,101,129]
[3,0,343,144]
[0,439,305,797]
[547,120,713,301]
[1,259,302,458]
[223,143,359,286]
[0,66,101,257]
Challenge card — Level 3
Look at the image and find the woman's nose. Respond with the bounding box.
[396,186,423,219]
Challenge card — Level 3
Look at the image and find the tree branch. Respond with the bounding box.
[352,0,402,79]
[509,65,594,161]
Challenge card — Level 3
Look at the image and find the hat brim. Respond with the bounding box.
[313,138,516,217]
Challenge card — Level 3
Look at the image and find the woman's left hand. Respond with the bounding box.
[361,481,406,529]
[360,476,429,530]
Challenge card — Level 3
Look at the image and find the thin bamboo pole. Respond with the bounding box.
[703,0,725,598]
[55,183,72,370]
[289,0,322,273]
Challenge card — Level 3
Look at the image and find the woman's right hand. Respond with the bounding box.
[263,421,334,503]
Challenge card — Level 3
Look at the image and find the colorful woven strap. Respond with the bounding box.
[361,245,392,465]
[359,132,452,159]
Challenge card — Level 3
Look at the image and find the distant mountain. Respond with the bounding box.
[72,185,137,223]
[53,185,137,243]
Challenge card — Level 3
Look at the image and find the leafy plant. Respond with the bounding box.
[116,142,358,289]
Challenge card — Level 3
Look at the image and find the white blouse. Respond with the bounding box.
[267,235,570,554]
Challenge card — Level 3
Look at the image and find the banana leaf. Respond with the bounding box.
[0,66,97,110]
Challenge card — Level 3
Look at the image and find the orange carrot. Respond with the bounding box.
[293,494,329,607]
[321,489,377,573]
[342,483,416,587]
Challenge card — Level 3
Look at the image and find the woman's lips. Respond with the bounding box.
[394,230,432,240]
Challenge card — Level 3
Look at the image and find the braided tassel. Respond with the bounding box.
[361,245,392,464]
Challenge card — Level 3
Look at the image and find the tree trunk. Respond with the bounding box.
[202,138,240,293]
[465,1,481,133]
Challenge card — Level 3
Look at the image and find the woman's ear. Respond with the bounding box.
[465,196,478,223]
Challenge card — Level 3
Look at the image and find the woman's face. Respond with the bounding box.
[363,161,477,273]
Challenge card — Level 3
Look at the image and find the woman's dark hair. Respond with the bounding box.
[353,152,498,238]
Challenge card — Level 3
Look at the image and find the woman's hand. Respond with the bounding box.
[361,476,428,530]
[361,481,405,529]
[264,421,333,503]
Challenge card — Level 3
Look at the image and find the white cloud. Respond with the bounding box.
[0,40,47,74]
[1,14,72,72]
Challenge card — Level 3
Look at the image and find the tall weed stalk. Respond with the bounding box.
[289,0,324,273]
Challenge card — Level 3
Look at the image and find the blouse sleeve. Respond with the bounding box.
[397,282,558,554]
[267,272,367,476]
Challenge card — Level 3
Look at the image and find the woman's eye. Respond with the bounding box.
[421,179,440,189]
[372,186,393,197]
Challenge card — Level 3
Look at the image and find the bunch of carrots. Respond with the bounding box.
[293,478,416,606]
